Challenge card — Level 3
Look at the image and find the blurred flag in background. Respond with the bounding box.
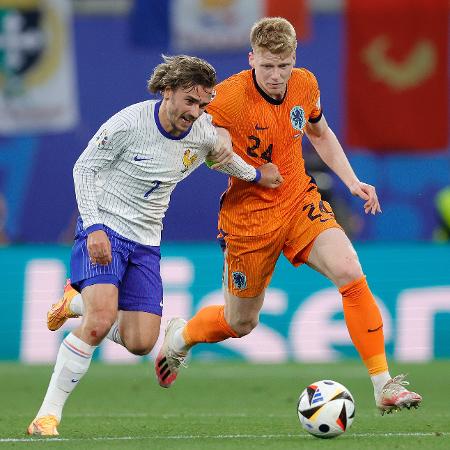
[0,0,78,134]
[171,0,309,51]
[130,0,309,51]
[346,0,448,151]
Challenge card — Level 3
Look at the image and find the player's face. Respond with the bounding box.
[160,85,214,136]
[249,49,295,100]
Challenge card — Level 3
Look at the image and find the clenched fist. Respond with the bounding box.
[257,163,284,188]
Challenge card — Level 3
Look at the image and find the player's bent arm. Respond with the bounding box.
[206,125,256,179]
[206,127,234,168]
[212,152,259,182]
[206,127,282,187]
[305,115,360,190]
[306,116,381,214]
[215,156,282,188]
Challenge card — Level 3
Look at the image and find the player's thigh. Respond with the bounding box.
[307,228,363,287]
[81,283,118,322]
[222,230,284,298]
[119,311,161,354]
[283,188,342,267]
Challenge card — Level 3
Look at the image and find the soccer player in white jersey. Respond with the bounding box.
[28,55,283,436]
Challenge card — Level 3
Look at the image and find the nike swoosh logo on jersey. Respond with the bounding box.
[368,324,383,333]
[255,124,269,130]
[319,218,332,223]
[134,155,152,161]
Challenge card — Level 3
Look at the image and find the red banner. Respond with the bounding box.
[346,0,448,151]
[266,0,310,41]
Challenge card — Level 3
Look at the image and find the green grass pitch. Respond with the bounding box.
[1,361,449,449]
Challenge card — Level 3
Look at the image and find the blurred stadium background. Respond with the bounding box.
[0,0,449,379]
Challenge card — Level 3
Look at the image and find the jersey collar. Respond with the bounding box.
[154,100,192,140]
[252,70,287,105]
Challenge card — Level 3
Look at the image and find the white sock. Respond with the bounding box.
[371,371,391,400]
[69,294,84,316]
[106,321,124,346]
[36,333,96,421]
[172,327,189,354]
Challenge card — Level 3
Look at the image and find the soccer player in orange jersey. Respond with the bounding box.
[153,18,421,414]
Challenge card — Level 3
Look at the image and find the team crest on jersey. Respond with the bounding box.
[181,149,198,172]
[95,129,112,150]
[232,271,247,290]
[290,106,306,131]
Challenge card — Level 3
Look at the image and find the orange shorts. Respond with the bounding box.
[220,188,342,297]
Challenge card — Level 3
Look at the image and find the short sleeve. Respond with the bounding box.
[206,76,243,129]
[304,70,322,123]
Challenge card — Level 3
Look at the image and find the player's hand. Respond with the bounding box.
[258,163,284,188]
[208,132,233,169]
[87,230,112,265]
[349,181,381,215]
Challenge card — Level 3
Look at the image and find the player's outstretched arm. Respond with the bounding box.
[206,127,282,188]
[306,115,381,215]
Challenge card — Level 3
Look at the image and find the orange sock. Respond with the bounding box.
[183,305,238,346]
[340,276,388,375]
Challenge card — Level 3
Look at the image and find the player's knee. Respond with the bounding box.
[124,335,158,356]
[84,312,117,340]
[127,344,153,356]
[229,316,258,337]
[333,257,363,286]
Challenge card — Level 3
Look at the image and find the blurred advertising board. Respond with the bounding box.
[0,243,449,362]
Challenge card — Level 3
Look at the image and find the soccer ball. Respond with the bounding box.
[297,379,355,439]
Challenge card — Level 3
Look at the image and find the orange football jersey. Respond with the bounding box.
[207,68,322,236]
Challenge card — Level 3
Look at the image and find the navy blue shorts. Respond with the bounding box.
[70,218,163,316]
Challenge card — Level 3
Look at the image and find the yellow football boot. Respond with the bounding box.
[47,279,79,331]
[27,415,59,436]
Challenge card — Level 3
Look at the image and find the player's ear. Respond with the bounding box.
[248,51,255,68]
[163,86,172,101]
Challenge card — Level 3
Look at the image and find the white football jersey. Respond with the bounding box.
[73,100,256,245]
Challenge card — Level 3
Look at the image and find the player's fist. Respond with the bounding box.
[258,163,283,188]
[87,230,112,265]
[208,128,233,168]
